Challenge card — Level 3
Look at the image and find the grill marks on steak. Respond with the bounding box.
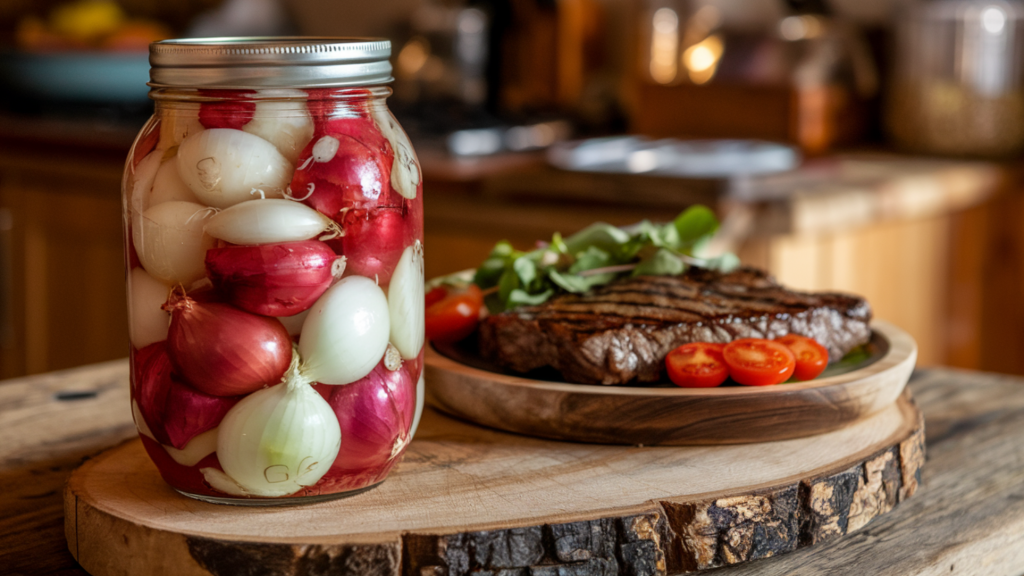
[477,267,872,385]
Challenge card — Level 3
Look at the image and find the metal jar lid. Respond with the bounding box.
[149,37,392,89]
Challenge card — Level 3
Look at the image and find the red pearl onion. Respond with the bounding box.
[326,357,415,473]
[162,287,292,396]
[205,240,342,317]
[406,348,425,385]
[198,90,256,130]
[322,116,391,154]
[303,89,377,136]
[138,434,222,497]
[404,189,424,245]
[330,207,408,286]
[290,132,401,221]
[133,342,170,443]
[133,342,241,449]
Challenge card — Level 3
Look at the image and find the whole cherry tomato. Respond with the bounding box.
[425,286,447,307]
[722,338,796,386]
[665,342,729,388]
[776,334,830,381]
[425,284,483,343]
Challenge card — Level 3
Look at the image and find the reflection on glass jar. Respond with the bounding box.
[123,38,425,505]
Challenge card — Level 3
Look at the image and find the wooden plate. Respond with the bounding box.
[425,320,917,445]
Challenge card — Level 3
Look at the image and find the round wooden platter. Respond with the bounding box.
[65,391,924,576]
[425,320,917,445]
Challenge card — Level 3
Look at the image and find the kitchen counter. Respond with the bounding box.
[0,109,1015,376]
[2,361,1024,575]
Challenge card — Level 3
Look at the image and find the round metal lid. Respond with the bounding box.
[149,37,393,89]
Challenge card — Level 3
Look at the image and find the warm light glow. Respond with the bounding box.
[688,45,715,72]
[397,36,430,77]
[649,7,679,84]
[683,34,723,85]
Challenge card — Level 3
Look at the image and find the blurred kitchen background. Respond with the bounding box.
[0,0,1022,378]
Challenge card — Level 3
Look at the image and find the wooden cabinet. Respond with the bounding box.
[0,148,128,378]
[946,186,1024,374]
[738,215,956,366]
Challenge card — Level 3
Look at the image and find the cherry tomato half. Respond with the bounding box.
[776,334,829,381]
[722,338,796,386]
[425,284,483,343]
[665,342,728,388]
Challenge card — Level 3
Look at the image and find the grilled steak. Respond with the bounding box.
[478,267,872,385]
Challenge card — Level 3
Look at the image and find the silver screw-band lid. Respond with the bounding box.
[149,37,393,89]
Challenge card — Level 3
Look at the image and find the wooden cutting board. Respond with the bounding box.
[65,391,923,576]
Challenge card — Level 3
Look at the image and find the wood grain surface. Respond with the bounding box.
[0,360,137,576]
[3,362,1024,575]
[426,321,916,445]
[64,387,922,576]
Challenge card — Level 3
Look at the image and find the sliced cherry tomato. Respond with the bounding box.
[665,342,728,388]
[776,334,829,381]
[425,284,483,343]
[722,338,796,386]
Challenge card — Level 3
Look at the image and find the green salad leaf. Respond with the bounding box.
[465,205,738,312]
[673,205,719,246]
[633,248,686,276]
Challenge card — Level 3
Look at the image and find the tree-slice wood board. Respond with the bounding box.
[425,320,916,445]
[65,391,924,576]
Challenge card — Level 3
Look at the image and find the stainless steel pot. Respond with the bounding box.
[887,0,1024,157]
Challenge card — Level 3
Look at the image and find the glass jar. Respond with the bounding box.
[123,38,425,504]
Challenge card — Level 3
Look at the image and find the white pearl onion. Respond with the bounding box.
[128,268,169,349]
[206,380,340,497]
[242,89,315,164]
[299,276,391,385]
[177,128,293,208]
[388,241,425,360]
[371,105,420,199]
[133,201,216,286]
[204,198,335,245]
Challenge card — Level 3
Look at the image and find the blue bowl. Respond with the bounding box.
[0,51,150,104]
